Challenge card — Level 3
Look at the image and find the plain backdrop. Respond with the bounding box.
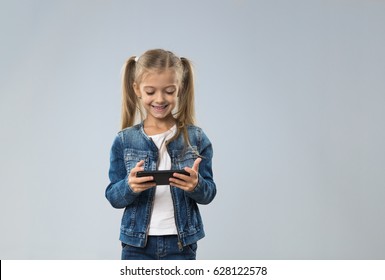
[1,0,384,259]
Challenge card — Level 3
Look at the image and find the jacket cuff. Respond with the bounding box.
[119,176,140,205]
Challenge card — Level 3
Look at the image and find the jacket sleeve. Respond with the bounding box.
[105,134,139,208]
[185,129,217,205]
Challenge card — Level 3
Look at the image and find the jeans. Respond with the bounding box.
[121,235,197,260]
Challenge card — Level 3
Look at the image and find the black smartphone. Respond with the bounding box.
[136,170,190,185]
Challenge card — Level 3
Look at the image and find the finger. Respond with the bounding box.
[170,174,196,187]
[170,177,196,192]
[129,160,145,177]
[136,181,156,188]
[192,157,202,172]
[133,176,154,184]
[131,181,156,193]
[169,178,187,189]
[135,160,145,168]
[172,172,191,181]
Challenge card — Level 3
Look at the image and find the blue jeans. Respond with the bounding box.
[121,235,197,260]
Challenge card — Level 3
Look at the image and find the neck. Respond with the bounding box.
[143,116,176,135]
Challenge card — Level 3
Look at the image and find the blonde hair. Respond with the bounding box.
[121,49,196,144]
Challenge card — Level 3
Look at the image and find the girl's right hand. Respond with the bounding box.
[128,160,156,193]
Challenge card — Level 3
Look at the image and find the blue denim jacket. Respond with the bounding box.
[105,122,216,247]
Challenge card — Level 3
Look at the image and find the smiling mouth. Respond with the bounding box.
[151,104,168,111]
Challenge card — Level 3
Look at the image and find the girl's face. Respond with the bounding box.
[134,69,179,124]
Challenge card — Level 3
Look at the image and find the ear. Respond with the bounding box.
[133,82,141,98]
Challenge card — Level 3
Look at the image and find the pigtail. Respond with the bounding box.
[178,57,196,126]
[121,56,141,130]
[172,57,197,150]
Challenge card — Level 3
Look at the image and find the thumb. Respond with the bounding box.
[192,157,202,172]
[136,160,145,167]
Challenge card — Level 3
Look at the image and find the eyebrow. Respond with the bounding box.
[143,85,177,89]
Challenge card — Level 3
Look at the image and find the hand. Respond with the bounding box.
[169,157,202,192]
[128,160,156,193]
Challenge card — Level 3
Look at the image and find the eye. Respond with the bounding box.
[165,87,176,94]
[143,86,155,95]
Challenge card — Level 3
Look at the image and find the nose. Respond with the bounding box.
[154,92,166,103]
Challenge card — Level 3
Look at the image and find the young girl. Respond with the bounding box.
[105,49,216,260]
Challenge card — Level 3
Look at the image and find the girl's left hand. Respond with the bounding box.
[169,158,202,192]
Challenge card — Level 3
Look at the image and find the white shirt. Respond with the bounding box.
[147,125,178,235]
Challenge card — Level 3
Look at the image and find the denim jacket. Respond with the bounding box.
[105,122,216,247]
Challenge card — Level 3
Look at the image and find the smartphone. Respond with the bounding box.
[136,170,190,185]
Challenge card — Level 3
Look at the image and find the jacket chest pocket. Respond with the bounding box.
[124,149,154,172]
[173,146,199,169]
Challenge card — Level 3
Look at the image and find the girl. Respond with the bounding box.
[105,49,216,260]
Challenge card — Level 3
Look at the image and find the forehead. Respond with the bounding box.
[140,69,178,87]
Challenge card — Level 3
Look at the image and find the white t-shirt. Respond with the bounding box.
[148,125,178,235]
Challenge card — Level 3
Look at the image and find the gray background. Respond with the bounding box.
[1,0,384,259]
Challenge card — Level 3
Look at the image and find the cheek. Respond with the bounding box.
[141,96,153,105]
[167,95,178,104]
